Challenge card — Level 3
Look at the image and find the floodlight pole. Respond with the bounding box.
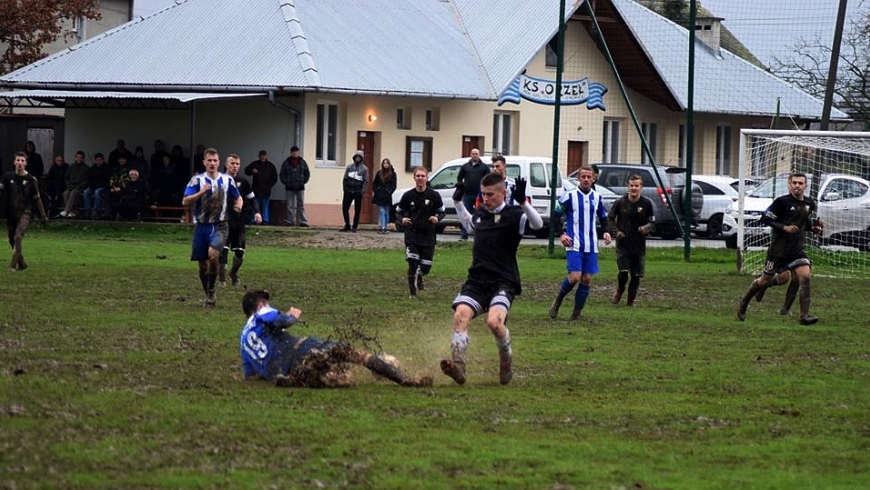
[684,0,696,262]
[820,0,848,130]
[548,0,567,255]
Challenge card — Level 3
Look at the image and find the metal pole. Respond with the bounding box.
[684,0,696,262]
[820,0,848,130]
[548,0,566,255]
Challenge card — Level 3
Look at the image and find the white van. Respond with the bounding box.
[392,156,563,237]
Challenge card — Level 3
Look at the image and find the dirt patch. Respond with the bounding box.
[251,228,404,250]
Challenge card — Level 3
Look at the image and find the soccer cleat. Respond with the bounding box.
[799,315,819,325]
[611,290,623,304]
[204,290,217,307]
[779,307,791,316]
[17,259,27,271]
[440,359,466,385]
[548,295,563,319]
[402,375,434,387]
[498,350,513,385]
[569,307,582,320]
[229,272,240,287]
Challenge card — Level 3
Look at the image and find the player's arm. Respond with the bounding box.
[452,183,474,230]
[607,199,621,237]
[33,185,48,223]
[181,178,206,207]
[432,193,445,223]
[640,202,655,235]
[595,195,611,243]
[760,200,791,232]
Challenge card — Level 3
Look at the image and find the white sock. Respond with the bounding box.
[497,330,512,356]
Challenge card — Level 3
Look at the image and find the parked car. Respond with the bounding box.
[572,164,704,239]
[691,175,740,239]
[392,156,563,237]
[733,172,870,251]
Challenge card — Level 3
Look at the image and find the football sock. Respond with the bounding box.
[617,271,629,294]
[574,283,590,311]
[782,280,799,313]
[199,273,209,294]
[559,278,575,297]
[451,332,469,365]
[799,280,812,317]
[627,276,640,304]
[230,256,243,276]
[496,330,512,356]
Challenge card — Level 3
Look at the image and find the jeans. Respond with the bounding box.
[83,187,107,214]
[255,196,271,224]
[377,204,390,230]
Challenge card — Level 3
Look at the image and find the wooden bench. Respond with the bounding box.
[146,205,190,223]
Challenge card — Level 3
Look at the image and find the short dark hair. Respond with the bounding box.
[290,146,300,153]
[481,172,504,188]
[242,289,270,317]
[491,155,505,164]
[259,150,268,156]
[789,171,807,182]
[94,153,105,159]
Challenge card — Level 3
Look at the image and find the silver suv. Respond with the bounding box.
[588,164,704,239]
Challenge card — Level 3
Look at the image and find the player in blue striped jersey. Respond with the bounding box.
[548,166,612,320]
[182,148,242,306]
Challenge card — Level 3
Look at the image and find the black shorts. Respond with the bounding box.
[452,278,516,318]
[615,248,645,276]
[405,243,435,266]
[763,256,811,276]
[226,226,246,252]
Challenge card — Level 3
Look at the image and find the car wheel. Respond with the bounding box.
[707,214,724,239]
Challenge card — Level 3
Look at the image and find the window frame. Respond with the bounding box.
[405,136,433,172]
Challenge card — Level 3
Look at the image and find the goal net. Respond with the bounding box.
[736,129,870,279]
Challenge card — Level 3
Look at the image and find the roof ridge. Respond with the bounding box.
[278,0,321,87]
[445,0,495,97]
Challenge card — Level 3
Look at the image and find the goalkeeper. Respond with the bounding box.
[239,289,432,387]
[737,172,823,325]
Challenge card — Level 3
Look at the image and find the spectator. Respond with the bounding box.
[107,139,133,169]
[45,154,69,217]
[59,150,89,219]
[113,169,149,221]
[24,141,44,179]
[192,144,206,174]
[278,146,310,227]
[108,155,133,216]
[245,149,278,225]
[83,153,111,220]
[170,145,188,178]
[340,150,368,232]
[131,146,151,185]
[455,148,489,240]
[151,154,182,208]
[149,139,170,177]
[372,158,397,234]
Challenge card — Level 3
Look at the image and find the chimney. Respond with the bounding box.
[694,16,723,52]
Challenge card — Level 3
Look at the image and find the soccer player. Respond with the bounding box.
[220,154,261,287]
[606,174,655,306]
[0,152,47,271]
[548,165,612,320]
[182,148,242,306]
[737,172,823,325]
[474,154,514,208]
[396,167,445,298]
[440,172,543,386]
[240,289,432,387]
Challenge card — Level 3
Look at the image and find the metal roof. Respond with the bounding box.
[0,90,263,103]
[0,0,582,100]
[610,0,847,119]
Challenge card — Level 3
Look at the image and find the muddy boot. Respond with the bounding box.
[797,282,818,325]
[365,356,411,385]
[569,305,583,320]
[780,280,799,315]
[407,275,417,298]
[737,279,761,321]
[610,289,623,305]
[548,292,567,319]
[497,334,513,385]
[440,334,468,385]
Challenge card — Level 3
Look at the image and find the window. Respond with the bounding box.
[405,136,432,171]
[493,111,515,155]
[425,108,440,131]
[315,102,339,166]
[396,107,412,130]
[602,119,620,163]
[716,125,732,174]
[545,37,558,69]
[641,122,658,164]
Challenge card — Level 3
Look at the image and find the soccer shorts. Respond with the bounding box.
[452,278,516,318]
[405,243,435,267]
[566,250,600,274]
[763,256,811,276]
[190,222,228,261]
[615,248,645,277]
[226,226,246,252]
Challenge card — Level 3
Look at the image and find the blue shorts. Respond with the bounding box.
[191,222,228,261]
[566,250,599,274]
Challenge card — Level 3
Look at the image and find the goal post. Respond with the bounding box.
[736,129,870,279]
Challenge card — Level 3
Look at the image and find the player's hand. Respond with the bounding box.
[452,182,465,202]
[616,231,626,240]
[559,233,572,247]
[429,216,438,223]
[201,183,212,194]
[784,224,799,234]
[402,217,411,226]
[812,219,824,234]
[254,213,262,224]
[512,177,527,204]
[287,307,302,319]
[603,232,612,245]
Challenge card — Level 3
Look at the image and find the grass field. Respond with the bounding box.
[1,223,869,489]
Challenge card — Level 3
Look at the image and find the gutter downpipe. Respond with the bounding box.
[269,90,303,147]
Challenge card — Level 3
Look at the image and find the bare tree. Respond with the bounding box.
[770,9,870,129]
[0,0,101,75]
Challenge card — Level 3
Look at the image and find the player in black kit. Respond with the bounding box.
[440,171,543,386]
[396,167,445,298]
[737,172,823,325]
[221,154,261,287]
[1,152,47,271]
[606,174,655,306]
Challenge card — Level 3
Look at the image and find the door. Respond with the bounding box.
[356,131,377,224]
[461,136,484,158]
[567,140,587,176]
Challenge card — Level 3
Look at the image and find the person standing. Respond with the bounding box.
[278,146,310,227]
[372,158,397,234]
[83,153,111,220]
[59,151,89,219]
[340,150,369,232]
[24,141,44,180]
[455,148,489,240]
[737,172,822,325]
[182,148,242,307]
[606,174,655,307]
[0,152,47,271]
[396,167,444,298]
[220,154,261,287]
[245,150,278,225]
[547,165,612,321]
[440,172,542,386]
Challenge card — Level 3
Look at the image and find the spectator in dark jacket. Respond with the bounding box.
[245,150,279,225]
[114,169,149,221]
[59,151,89,219]
[45,154,69,217]
[340,150,369,232]
[84,153,111,219]
[279,146,311,227]
[371,158,397,234]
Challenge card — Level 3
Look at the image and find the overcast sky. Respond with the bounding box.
[133,0,867,66]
